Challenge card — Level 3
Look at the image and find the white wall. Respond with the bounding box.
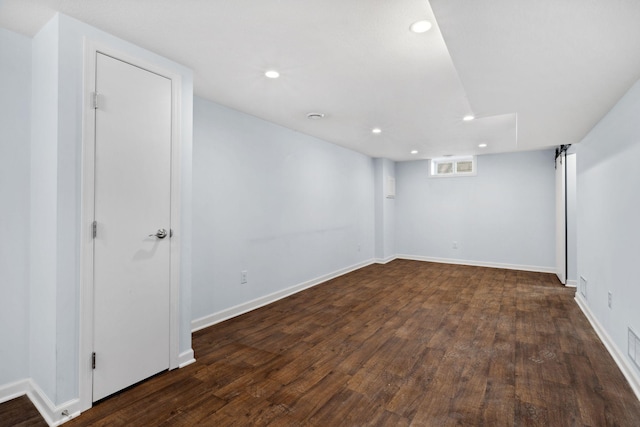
[30,15,60,403]
[374,158,396,262]
[395,151,556,271]
[191,97,375,323]
[27,13,194,408]
[575,78,640,386]
[0,28,31,387]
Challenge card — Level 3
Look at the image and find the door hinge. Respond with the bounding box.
[91,92,99,109]
[92,352,96,370]
[92,221,97,238]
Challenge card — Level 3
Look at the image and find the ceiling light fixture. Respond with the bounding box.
[410,20,432,33]
[478,143,488,148]
[411,150,418,154]
[265,70,280,79]
[306,112,325,120]
[372,128,382,134]
[463,115,475,121]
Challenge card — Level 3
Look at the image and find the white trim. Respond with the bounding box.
[192,260,374,332]
[79,39,183,412]
[574,295,640,401]
[375,256,397,265]
[28,380,81,426]
[0,378,30,404]
[565,279,578,288]
[79,37,97,414]
[178,349,196,368]
[396,254,555,274]
[167,54,183,373]
[0,379,80,426]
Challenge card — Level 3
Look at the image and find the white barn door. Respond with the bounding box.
[92,52,173,401]
[555,153,567,285]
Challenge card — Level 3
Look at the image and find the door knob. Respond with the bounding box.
[149,228,168,239]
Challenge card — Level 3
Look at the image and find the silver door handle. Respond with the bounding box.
[149,228,167,239]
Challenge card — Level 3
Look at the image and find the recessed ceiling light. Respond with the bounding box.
[265,70,280,79]
[306,112,325,120]
[478,143,488,148]
[372,128,382,134]
[410,20,432,33]
[411,150,418,154]
[463,115,475,121]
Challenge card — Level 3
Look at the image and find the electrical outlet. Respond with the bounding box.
[452,241,458,249]
[608,291,612,309]
[241,270,248,284]
[357,243,361,252]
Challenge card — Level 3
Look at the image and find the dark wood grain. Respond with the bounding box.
[3,260,640,426]
[0,396,47,427]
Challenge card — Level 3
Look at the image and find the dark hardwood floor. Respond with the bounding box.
[0,396,46,427]
[3,260,640,426]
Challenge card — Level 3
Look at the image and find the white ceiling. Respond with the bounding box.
[2,0,640,161]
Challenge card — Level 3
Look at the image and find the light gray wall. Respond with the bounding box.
[27,13,193,405]
[0,28,31,386]
[30,17,60,400]
[2,10,596,406]
[192,97,375,321]
[395,151,556,271]
[374,158,396,261]
[575,78,640,377]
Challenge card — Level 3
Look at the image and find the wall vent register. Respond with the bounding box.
[579,276,587,298]
[629,328,640,369]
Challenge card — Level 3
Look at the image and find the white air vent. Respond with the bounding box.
[579,276,587,298]
[629,328,640,369]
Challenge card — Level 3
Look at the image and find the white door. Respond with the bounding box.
[92,52,173,401]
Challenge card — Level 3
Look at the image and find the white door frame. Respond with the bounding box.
[79,39,182,411]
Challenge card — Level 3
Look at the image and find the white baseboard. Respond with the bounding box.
[28,380,80,426]
[191,259,375,332]
[0,378,80,426]
[0,378,30,404]
[375,256,397,264]
[575,295,640,401]
[566,279,578,288]
[396,254,555,274]
[178,349,196,368]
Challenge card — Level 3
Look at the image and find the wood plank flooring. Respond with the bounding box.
[0,396,46,427]
[3,260,640,426]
